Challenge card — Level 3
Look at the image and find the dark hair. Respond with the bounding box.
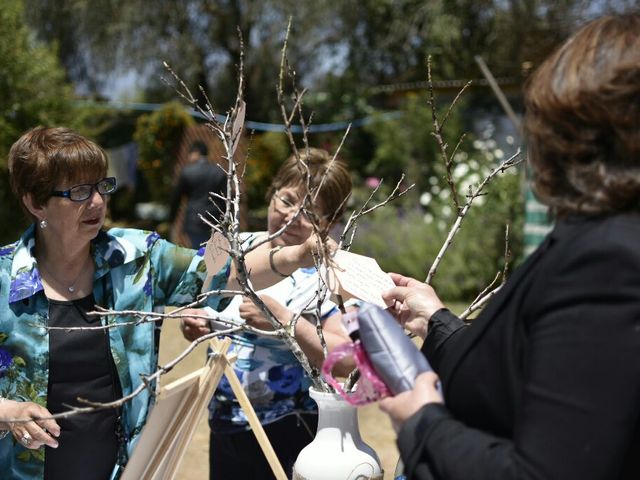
[189,140,208,157]
[523,14,640,217]
[8,127,108,218]
[267,148,352,225]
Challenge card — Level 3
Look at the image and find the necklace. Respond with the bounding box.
[38,256,93,293]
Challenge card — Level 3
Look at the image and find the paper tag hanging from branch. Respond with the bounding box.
[324,250,395,309]
[202,231,231,293]
[230,100,246,157]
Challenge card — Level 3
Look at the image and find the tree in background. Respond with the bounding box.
[0,0,77,244]
[350,92,524,302]
[23,0,633,126]
[133,102,194,204]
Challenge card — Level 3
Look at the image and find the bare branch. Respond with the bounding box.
[426,149,522,284]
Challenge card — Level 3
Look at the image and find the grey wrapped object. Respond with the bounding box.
[357,303,435,395]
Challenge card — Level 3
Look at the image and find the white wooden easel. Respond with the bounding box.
[121,338,287,480]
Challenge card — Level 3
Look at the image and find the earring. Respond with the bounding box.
[39,219,48,229]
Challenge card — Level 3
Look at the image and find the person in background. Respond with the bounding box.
[379,14,640,480]
[182,148,355,479]
[169,140,227,249]
[0,127,323,480]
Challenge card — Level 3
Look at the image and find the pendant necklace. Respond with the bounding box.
[39,256,92,293]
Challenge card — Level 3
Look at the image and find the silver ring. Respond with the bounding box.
[21,433,32,447]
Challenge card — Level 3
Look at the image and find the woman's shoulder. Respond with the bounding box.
[93,228,164,267]
[557,213,640,255]
[541,213,640,283]
[0,241,18,263]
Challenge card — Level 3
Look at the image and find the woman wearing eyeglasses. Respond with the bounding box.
[181,148,354,479]
[0,126,323,480]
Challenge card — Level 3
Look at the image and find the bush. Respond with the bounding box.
[349,166,523,303]
[133,101,194,204]
[0,0,77,245]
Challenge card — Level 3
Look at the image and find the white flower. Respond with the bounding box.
[453,163,469,178]
[420,192,432,206]
[423,213,434,224]
[453,151,468,162]
[494,148,504,159]
[467,173,481,185]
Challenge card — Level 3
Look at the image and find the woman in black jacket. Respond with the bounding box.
[380,14,640,480]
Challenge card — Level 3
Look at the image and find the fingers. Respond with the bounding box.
[324,237,338,256]
[415,371,440,390]
[35,416,61,439]
[10,403,61,449]
[378,371,443,431]
[387,272,420,287]
[180,316,211,341]
[382,286,411,306]
[25,420,59,449]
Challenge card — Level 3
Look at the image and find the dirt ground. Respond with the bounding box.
[158,317,400,480]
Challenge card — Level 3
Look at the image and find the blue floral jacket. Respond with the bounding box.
[0,226,230,479]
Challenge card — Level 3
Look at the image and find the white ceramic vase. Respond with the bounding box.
[292,388,383,480]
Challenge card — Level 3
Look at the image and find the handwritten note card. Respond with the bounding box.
[202,231,231,292]
[329,250,395,309]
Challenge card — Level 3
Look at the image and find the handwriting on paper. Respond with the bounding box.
[329,250,395,309]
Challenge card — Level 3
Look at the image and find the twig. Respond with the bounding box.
[426,150,522,284]
[460,224,512,320]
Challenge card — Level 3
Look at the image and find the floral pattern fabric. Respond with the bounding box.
[208,232,338,434]
[0,225,230,479]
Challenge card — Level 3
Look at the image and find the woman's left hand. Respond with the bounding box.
[179,308,212,341]
[239,295,291,330]
[379,371,443,432]
[1,400,60,449]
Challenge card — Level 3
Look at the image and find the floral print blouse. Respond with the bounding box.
[0,226,230,479]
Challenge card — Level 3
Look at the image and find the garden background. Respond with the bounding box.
[0,1,634,478]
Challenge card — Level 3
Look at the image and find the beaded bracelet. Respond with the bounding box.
[269,246,289,278]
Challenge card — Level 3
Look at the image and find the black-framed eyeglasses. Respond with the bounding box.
[50,177,117,202]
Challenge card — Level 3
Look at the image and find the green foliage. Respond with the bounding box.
[243,132,290,219]
[133,102,194,204]
[0,0,77,245]
[364,93,465,195]
[350,170,523,302]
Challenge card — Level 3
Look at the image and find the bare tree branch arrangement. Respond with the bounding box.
[6,27,525,429]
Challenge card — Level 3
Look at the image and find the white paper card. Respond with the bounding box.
[202,231,231,292]
[329,250,394,309]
